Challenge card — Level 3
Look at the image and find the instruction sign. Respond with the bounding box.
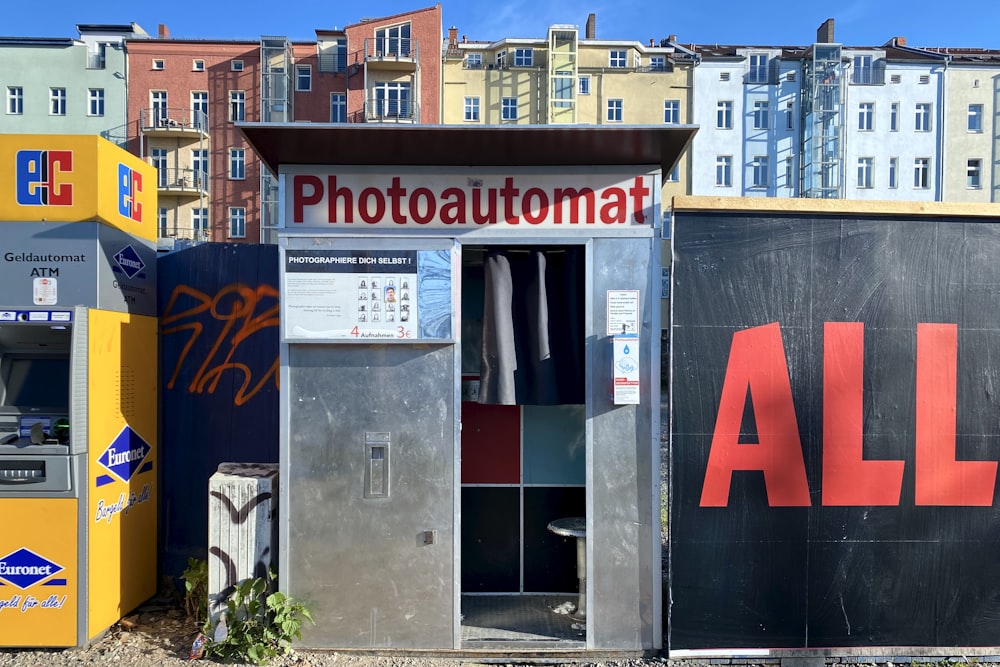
[283,249,418,340]
[607,290,639,335]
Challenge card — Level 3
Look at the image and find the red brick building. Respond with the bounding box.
[126,5,442,245]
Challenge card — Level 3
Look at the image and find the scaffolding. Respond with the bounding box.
[801,44,845,198]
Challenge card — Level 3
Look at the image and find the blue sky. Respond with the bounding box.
[4,0,1000,49]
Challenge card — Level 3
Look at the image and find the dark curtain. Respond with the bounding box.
[479,247,584,405]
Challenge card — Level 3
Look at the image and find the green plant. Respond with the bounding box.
[204,570,313,665]
[181,557,208,624]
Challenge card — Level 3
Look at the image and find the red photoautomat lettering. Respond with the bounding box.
[293,175,323,223]
[700,322,811,507]
[822,322,904,506]
[915,323,997,505]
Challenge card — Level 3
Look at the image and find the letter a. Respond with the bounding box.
[700,323,811,507]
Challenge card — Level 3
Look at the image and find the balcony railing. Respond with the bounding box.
[363,38,419,63]
[86,52,105,69]
[362,97,419,123]
[141,107,209,134]
[154,167,209,196]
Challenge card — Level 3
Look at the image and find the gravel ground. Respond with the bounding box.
[0,595,677,667]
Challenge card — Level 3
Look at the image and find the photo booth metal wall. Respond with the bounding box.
[669,197,1000,654]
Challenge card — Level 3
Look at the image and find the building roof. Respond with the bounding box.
[238,124,697,179]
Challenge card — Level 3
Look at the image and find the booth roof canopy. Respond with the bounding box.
[238,123,697,177]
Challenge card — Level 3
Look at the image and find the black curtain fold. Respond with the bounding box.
[479,247,584,405]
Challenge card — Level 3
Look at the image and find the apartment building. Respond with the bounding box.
[123,5,442,245]
[442,14,696,203]
[0,24,146,143]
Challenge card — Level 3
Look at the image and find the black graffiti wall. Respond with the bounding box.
[670,211,1000,649]
[157,243,280,579]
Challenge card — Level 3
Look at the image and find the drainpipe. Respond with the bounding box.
[938,56,949,201]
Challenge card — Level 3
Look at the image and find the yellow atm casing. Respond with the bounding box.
[87,309,158,638]
[0,499,78,646]
[0,134,157,242]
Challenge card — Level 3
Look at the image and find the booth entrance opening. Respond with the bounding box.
[459,244,588,646]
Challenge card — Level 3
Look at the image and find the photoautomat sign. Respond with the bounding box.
[282,168,659,231]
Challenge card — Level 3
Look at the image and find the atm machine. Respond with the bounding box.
[0,135,158,647]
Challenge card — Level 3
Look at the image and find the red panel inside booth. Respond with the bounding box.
[460,401,520,484]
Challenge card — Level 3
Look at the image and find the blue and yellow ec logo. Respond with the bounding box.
[15,150,73,206]
[117,163,143,222]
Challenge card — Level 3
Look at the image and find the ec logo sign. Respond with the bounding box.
[118,163,143,222]
[15,150,73,206]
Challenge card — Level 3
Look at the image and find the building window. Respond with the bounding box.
[852,55,874,84]
[785,156,794,188]
[609,49,627,68]
[296,65,311,92]
[152,59,164,70]
[858,102,874,131]
[889,157,898,189]
[857,157,874,188]
[193,59,205,72]
[49,88,66,116]
[375,22,411,57]
[650,55,667,71]
[330,93,346,122]
[747,53,768,83]
[663,99,680,124]
[752,155,769,188]
[495,50,507,69]
[466,53,482,69]
[7,86,22,114]
[88,88,104,116]
[667,164,680,182]
[716,156,733,187]
[513,48,533,67]
[231,60,244,72]
[158,208,168,238]
[717,101,733,129]
[786,101,794,130]
[915,103,931,131]
[914,158,930,189]
[151,90,168,125]
[890,102,899,131]
[968,159,983,189]
[752,100,769,129]
[229,207,246,239]
[464,96,480,122]
[193,208,209,239]
[192,149,208,189]
[374,77,411,118]
[606,99,623,122]
[229,148,245,180]
[319,39,347,73]
[578,75,590,95]
[968,104,984,132]
[554,72,573,108]
[191,91,208,130]
[501,97,518,121]
[230,91,245,121]
[151,148,168,187]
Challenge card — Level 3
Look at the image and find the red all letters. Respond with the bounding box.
[699,322,998,507]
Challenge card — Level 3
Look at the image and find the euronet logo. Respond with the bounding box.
[0,548,64,589]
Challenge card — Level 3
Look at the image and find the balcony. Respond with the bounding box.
[141,108,209,138]
[155,167,208,198]
[363,38,419,71]
[359,97,419,124]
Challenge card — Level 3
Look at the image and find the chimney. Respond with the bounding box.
[893,36,907,47]
[649,38,654,47]
[816,18,834,44]
[158,23,170,39]
[462,35,468,44]
[448,26,458,48]
[586,13,596,40]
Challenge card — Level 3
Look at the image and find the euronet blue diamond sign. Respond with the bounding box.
[96,426,152,487]
[113,244,145,280]
[0,548,65,589]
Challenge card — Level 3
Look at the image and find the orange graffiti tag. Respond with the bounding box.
[162,283,280,406]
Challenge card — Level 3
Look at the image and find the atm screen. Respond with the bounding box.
[1,357,70,409]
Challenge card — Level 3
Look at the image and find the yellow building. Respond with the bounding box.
[442,14,696,204]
